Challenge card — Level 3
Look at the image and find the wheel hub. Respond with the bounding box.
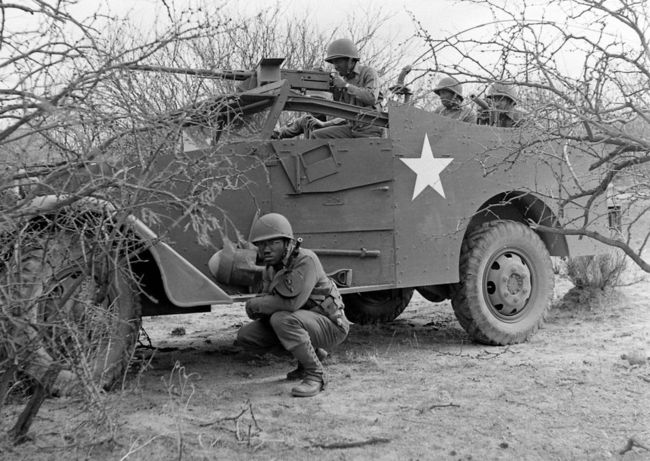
[485,252,531,316]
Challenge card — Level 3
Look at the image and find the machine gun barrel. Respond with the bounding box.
[127,64,332,91]
[127,64,254,80]
[469,94,490,111]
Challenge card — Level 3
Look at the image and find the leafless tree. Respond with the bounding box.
[0,1,410,443]
[412,0,650,272]
[0,0,248,443]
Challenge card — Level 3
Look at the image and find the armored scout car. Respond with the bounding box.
[3,59,608,387]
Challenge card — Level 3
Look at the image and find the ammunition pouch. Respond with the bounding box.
[305,293,345,327]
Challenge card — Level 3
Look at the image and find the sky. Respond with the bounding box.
[57,0,498,76]
[69,0,495,45]
[7,0,640,86]
[63,0,593,76]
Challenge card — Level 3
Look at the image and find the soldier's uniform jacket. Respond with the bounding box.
[252,248,347,327]
[276,115,317,139]
[332,62,381,110]
[329,62,383,135]
[434,104,477,124]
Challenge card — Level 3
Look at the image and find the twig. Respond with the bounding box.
[176,431,183,461]
[197,408,247,427]
[313,437,391,449]
[620,437,650,454]
[415,402,461,414]
[9,364,61,444]
[247,400,262,432]
[478,346,511,359]
[119,436,162,461]
[0,363,18,414]
[428,403,461,409]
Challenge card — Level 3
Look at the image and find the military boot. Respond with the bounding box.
[288,343,326,397]
[286,348,328,381]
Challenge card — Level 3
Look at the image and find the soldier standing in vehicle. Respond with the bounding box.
[433,75,476,123]
[476,82,523,127]
[309,38,384,139]
[236,213,350,397]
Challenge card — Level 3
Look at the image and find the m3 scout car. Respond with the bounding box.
[5,59,607,387]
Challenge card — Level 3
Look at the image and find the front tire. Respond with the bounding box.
[11,223,141,392]
[451,220,553,345]
[343,288,414,324]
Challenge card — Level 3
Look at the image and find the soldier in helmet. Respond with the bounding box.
[477,82,523,128]
[308,38,384,139]
[236,213,350,397]
[433,75,476,123]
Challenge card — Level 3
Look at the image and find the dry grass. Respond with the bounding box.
[566,252,627,291]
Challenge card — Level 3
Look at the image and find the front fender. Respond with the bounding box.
[22,195,232,307]
[128,217,232,306]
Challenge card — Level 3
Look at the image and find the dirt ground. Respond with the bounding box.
[1,271,649,460]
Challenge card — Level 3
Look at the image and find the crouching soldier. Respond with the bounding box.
[236,213,350,397]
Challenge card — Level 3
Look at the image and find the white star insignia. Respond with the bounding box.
[400,134,454,200]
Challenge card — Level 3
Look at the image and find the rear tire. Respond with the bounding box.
[343,288,414,324]
[451,220,553,345]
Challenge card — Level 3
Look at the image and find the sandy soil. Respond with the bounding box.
[1,273,649,460]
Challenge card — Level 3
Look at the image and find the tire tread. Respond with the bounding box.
[451,220,554,345]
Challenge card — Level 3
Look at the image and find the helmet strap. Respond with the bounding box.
[281,239,296,266]
[344,58,357,77]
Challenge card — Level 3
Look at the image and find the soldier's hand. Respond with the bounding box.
[245,299,263,320]
[330,72,347,89]
[305,115,324,131]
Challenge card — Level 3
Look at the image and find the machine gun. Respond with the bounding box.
[129,58,389,140]
[128,58,333,93]
[389,65,413,104]
[470,94,495,126]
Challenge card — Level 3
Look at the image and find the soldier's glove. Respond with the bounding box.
[330,72,347,89]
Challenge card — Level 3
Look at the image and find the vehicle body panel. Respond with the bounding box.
[15,73,608,311]
[141,95,608,304]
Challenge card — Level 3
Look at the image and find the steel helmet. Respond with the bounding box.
[433,76,463,100]
[325,38,359,62]
[486,82,517,104]
[249,213,293,243]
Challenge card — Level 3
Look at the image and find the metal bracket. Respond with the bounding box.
[326,268,353,288]
[276,142,341,193]
[298,142,340,182]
